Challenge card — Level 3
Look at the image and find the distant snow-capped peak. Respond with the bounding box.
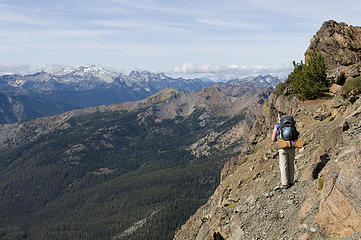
[77,65,105,74]
[70,65,119,83]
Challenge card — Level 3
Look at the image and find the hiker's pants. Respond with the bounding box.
[278,148,296,186]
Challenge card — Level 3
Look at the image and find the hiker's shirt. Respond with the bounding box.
[275,124,281,140]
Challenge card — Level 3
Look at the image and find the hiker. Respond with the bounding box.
[271,113,299,189]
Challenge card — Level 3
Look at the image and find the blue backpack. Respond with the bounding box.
[279,115,299,140]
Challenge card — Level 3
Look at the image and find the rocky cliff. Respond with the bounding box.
[174,20,361,240]
[305,20,361,82]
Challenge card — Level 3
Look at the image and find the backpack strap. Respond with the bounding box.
[276,124,280,140]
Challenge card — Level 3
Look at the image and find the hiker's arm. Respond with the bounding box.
[271,126,277,142]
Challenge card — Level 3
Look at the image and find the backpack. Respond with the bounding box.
[279,115,299,141]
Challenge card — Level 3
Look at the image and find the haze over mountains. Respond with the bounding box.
[0,65,280,124]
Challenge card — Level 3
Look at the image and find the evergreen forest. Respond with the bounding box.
[0,106,246,240]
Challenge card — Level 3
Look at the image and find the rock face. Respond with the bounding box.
[305,20,361,81]
[316,147,361,237]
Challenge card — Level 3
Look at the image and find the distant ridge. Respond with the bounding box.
[0,66,213,124]
[0,66,280,124]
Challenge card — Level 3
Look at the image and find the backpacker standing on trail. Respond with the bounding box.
[272,113,299,189]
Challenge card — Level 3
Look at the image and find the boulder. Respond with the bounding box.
[342,121,350,131]
[314,113,327,121]
[315,148,361,237]
[329,84,342,95]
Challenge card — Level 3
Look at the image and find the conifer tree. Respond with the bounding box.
[288,51,327,99]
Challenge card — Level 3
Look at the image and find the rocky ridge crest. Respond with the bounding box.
[306,20,361,82]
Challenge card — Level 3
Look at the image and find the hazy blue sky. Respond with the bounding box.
[1,0,361,79]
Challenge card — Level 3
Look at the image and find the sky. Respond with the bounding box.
[1,0,361,81]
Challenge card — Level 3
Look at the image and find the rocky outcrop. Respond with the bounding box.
[314,106,361,237]
[305,20,361,82]
[316,148,361,237]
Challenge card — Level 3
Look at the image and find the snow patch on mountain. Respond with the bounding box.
[227,75,281,88]
[69,65,118,83]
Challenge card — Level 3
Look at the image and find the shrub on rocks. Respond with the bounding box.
[287,51,328,99]
[341,76,361,100]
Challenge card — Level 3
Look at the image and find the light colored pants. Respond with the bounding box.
[278,148,296,186]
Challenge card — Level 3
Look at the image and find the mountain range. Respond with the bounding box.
[0,65,280,124]
[0,82,272,239]
[1,19,360,240]
[0,65,211,124]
